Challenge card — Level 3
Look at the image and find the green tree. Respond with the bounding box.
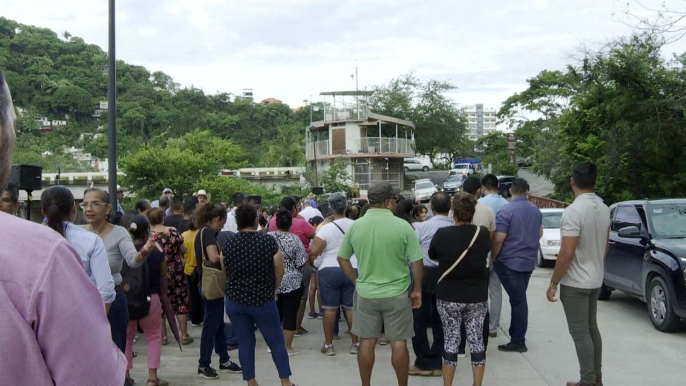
[120,131,247,198]
[475,132,518,176]
[263,123,305,167]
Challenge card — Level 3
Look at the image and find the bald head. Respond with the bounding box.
[0,69,17,189]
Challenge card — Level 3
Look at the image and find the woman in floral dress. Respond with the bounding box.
[148,208,193,344]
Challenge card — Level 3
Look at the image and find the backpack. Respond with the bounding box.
[121,258,152,320]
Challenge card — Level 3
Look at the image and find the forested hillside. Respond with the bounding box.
[0,16,316,170]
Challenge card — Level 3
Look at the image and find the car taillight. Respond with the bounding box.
[498,184,501,189]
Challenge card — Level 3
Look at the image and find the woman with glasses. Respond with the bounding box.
[40,186,116,313]
[82,188,157,354]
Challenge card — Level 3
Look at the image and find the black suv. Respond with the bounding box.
[497,176,516,198]
[600,199,686,332]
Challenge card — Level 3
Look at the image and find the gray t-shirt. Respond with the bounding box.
[560,193,611,289]
[100,225,141,285]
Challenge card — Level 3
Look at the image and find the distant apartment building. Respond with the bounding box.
[461,104,497,141]
[93,100,108,118]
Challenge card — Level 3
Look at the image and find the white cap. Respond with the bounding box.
[196,189,208,198]
[163,188,173,194]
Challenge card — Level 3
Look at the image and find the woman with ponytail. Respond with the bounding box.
[41,186,116,312]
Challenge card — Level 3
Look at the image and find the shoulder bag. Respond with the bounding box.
[200,227,227,300]
[437,226,481,284]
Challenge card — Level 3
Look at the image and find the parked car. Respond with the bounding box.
[412,178,438,203]
[538,208,564,267]
[441,174,466,195]
[600,199,686,332]
[404,158,430,172]
[448,163,474,177]
[516,157,533,168]
[497,175,517,198]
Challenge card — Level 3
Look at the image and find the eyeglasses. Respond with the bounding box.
[79,202,106,210]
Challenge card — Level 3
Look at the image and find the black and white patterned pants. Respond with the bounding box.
[437,300,488,367]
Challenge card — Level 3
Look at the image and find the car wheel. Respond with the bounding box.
[537,248,547,268]
[404,167,409,172]
[422,166,429,172]
[647,276,682,332]
[598,283,613,301]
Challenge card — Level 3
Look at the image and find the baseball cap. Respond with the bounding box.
[368,182,400,204]
[116,185,125,193]
[162,188,173,194]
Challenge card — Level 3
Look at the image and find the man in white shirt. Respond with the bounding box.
[223,192,245,232]
[546,162,610,386]
[299,198,323,222]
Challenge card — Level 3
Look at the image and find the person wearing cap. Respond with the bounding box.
[337,181,424,386]
[299,198,323,223]
[151,188,174,215]
[492,178,543,354]
[196,190,209,206]
[116,185,126,218]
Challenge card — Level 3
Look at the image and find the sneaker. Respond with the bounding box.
[349,343,360,355]
[321,344,335,356]
[192,322,202,327]
[295,328,309,337]
[489,331,498,338]
[197,366,219,379]
[318,312,325,319]
[498,341,528,353]
[458,350,467,358]
[431,369,442,377]
[219,361,242,373]
[307,311,318,319]
[408,365,432,376]
[333,334,340,340]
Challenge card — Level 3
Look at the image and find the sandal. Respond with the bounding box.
[181,336,194,345]
[161,337,169,346]
[146,378,169,386]
[125,377,135,386]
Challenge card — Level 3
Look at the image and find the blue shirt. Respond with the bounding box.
[64,222,117,304]
[495,197,543,272]
[479,194,509,216]
[414,215,453,268]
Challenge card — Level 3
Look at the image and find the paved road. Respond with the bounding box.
[128,266,686,385]
[406,168,555,197]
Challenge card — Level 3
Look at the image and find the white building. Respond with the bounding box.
[306,90,416,195]
[461,104,497,141]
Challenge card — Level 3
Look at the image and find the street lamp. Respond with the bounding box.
[107,0,118,209]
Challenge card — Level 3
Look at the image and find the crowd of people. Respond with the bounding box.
[0,68,611,386]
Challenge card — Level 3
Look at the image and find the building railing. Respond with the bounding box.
[305,140,330,158]
[357,137,414,155]
[323,104,369,122]
[528,195,568,208]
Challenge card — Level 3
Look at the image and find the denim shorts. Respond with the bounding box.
[318,267,356,310]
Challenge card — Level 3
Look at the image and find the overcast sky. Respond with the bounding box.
[5,0,686,110]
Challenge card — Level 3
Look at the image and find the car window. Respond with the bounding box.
[416,182,434,190]
[542,213,563,229]
[649,203,686,239]
[612,206,642,232]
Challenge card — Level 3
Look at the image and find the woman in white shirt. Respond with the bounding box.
[40,186,116,312]
[309,192,360,356]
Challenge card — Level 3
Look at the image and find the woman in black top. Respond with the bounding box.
[429,193,492,386]
[194,204,241,380]
[223,204,298,386]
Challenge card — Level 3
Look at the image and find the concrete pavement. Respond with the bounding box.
[128,266,686,385]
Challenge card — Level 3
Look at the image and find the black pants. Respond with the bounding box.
[412,267,443,370]
[277,286,305,331]
[187,272,204,325]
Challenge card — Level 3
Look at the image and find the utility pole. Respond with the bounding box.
[107,0,117,209]
[355,66,359,118]
[309,94,313,124]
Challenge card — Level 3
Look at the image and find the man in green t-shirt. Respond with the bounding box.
[338,181,424,386]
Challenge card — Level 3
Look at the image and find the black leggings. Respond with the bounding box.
[277,286,305,331]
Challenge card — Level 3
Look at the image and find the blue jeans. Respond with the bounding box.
[108,289,129,353]
[225,298,292,381]
[494,261,532,343]
[199,298,230,368]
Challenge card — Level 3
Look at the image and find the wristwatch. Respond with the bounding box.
[549,282,558,290]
